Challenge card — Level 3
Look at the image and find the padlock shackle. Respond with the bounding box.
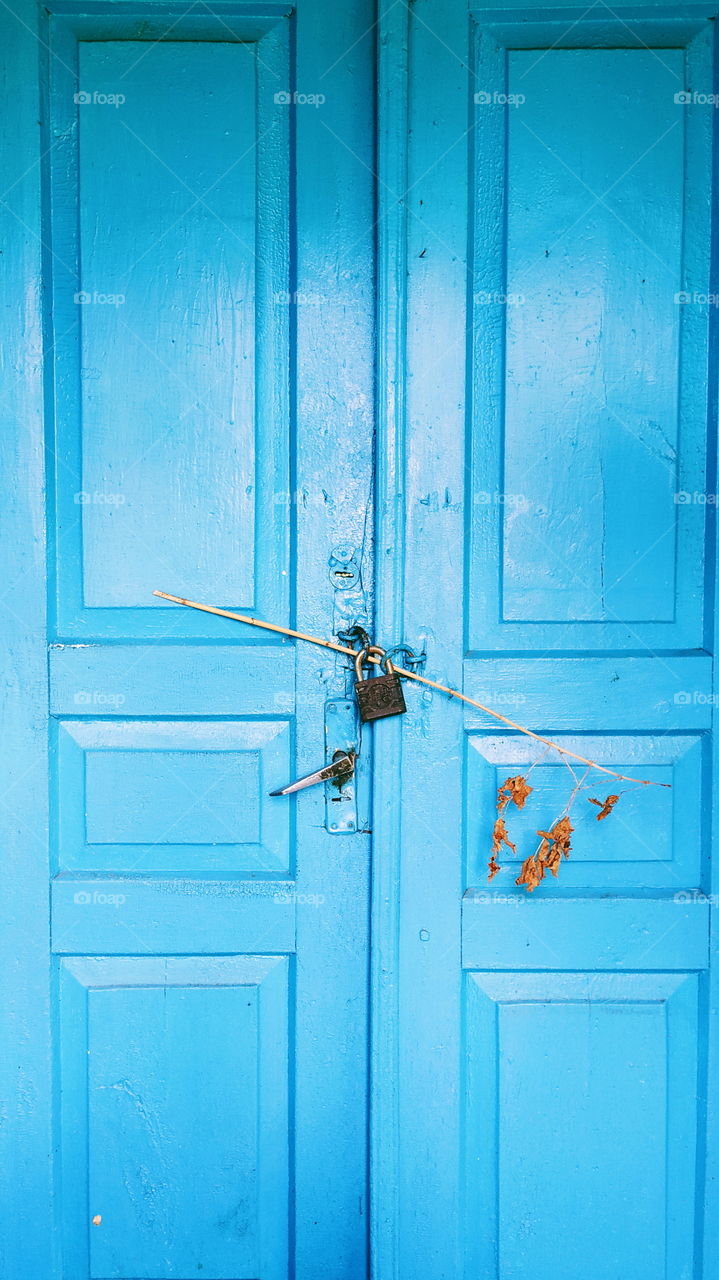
[354,644,386,682]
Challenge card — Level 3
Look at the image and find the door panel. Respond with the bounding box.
[48,12,290,637]
[60,957,288,1280]
[465,973,699,1280]
[467,12,712,652]
[394,0,719,1276]
[0,0,375,1276]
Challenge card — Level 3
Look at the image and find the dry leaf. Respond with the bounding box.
[543,845,562,877]
[487,817,516,880]
[588,794,619,821]
[492,817,516,855]
[516,816,574,892]
[516,854,545,892]
[497,774,533,813]
[535,835,559,875]
[537,815,573,860]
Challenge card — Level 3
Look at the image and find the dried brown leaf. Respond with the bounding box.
[516,816,574,892]
[538,816,573,859]
[535,837,551,864]
[588,794,620,821]
[488,817,516,880]
[516,854,545,892]
[492,817,516,856]
[497,774,533,813]
[544,846,562,877]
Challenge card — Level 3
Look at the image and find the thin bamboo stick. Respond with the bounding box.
[153,590,668,788]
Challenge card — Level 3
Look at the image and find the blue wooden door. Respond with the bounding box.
[374,0,719,1276]
[4,0,719,1274]
[0,1,374,1277]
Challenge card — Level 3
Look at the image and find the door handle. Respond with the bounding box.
[269,751,355,796]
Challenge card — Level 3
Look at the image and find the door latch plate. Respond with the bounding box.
[324,698,360,833]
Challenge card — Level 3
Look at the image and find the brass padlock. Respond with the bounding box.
[354,645,407,723]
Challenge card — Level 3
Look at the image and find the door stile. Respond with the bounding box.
[0,3,54,1276]
[395,0,469,1271]
[371,0,410,1275]
[291,0,377,1273]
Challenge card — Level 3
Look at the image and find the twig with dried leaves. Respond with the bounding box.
[487,754,638,892]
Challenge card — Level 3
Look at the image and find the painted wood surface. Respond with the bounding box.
[2,0,719,1274]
